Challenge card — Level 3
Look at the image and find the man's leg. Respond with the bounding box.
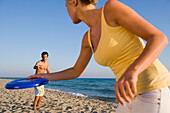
[33,96,39,111]
[37,85,44,107]
[37,96,43,107]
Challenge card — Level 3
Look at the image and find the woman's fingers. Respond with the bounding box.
[115,83,126,106]
[27,75,34,79]
[27,74,42,79]
[119,82,131,103]
[130,80,137,95]
[125,81,134,98]
[115,79,137,106]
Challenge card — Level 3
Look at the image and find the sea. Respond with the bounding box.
[1,77,117,103]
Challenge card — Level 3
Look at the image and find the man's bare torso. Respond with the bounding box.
[35,61,49,74]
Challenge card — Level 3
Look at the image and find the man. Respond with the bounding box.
[33,51,50,111]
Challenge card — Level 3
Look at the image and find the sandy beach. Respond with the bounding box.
[0,79,118,113]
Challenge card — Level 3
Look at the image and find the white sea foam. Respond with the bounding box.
[67,92,88,98]
[45,88,88,98]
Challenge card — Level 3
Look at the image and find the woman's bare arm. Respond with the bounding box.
[105,0,168,105]
[27,32,92,81]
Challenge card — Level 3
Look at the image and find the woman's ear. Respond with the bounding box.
[67,0,78,6]
[73,0,78,6]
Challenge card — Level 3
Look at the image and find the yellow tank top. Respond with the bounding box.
[88,7,170,94]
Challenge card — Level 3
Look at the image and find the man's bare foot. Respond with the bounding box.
[37,105,42,107]
[33,108,37,112]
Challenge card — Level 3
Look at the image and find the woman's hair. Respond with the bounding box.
[66,0,97,5]
[80,0,97,5]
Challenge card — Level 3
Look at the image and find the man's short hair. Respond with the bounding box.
[41,51,49,57]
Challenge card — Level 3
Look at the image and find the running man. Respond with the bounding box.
[33,51,50,111]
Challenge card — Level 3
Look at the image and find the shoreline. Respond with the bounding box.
[0,79,118,112]
[45,87,116,103]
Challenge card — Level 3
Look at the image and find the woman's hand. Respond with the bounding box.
[115,70,138,106]
[27,73,49,80]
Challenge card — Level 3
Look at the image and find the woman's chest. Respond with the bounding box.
[93,30,123,61]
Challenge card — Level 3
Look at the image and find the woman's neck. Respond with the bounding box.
[78,5,101,29]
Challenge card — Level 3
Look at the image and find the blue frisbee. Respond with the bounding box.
[5,78,49,89]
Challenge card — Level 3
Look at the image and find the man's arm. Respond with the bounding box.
[33,61,40,70]
[46,62,50,73]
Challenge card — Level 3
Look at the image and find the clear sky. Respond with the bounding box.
[0,0,170,78]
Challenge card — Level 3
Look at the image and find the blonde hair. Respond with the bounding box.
[66,0,97,5]
[80,0,97,5]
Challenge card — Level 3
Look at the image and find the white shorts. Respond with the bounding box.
[116,87,170,113]
[34,85,44,96]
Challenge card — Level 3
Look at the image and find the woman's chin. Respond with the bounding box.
[73,19,82,24]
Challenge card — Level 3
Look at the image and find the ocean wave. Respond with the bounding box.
[45,88,61,92]
[44,78,117,103]
[47,84,65,87]
[67,92,88,98]
[97,89,114,92]
[45,88,88,98]
[80,87,114,92]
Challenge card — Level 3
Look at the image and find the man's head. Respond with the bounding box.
[41,51,49,61]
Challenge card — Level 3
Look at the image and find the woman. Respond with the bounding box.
[28,0,170,112]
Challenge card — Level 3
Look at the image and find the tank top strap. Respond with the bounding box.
[87,30,93,52]
[101,5,106,28]
[87,6,105,53]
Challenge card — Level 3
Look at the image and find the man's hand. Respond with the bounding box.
[115,70,138,106]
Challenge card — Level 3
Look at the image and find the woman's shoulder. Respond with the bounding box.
[103,0,134,26]
[104,0,124,8]
[104,0,118,10]
[104,0,128,16]
[103,0,122,26]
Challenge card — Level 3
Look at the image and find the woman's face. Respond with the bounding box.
[66,1,81,24]
[66,2,73,20]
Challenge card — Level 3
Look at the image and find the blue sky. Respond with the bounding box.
[0,0,170,78]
